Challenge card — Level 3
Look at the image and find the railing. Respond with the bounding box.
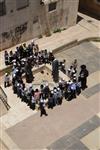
[0,86,10,110]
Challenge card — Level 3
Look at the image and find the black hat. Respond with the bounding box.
[81,65,86,69]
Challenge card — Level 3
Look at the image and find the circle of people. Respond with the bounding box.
[4,41,89,117]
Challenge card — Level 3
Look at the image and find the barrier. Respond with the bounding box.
[0,86,10,110]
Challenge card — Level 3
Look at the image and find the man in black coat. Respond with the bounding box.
[52,58,59,83]
[4,51,9,65]
[79,65,89,90]
[25,59,34,83]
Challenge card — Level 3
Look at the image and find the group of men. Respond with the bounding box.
[9,63,88,116]
[12,81,63,116]
[4,41,55,84]
[4,41,55,68]
[4,40,89,117]
[4,63,89,117]
[67,59,89,90]
[4,41,38,66]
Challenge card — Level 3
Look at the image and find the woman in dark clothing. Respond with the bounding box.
[9,51,14,64]
[4,51,9,65]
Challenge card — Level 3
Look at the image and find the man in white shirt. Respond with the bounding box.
[4,73,10,88]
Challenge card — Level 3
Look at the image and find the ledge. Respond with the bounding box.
[78,37,100,45]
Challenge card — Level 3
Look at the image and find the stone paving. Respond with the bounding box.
[82,83,100,98]
[48,115,100,150]
[0,40,100,149]
[55,42,100,74]
[0,13,100,150]
[46,40,100,150]
[81,127,100,150]
[4,91,99,149]
[6,96,99,149]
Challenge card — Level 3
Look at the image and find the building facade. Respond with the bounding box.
[79,0,100,18]
[0,0,79,50]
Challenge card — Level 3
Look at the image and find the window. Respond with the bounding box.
[16,0,29,10]
[0,0,6,16]
[48,2,57,12]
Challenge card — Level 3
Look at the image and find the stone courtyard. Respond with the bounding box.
[55,41,100,99]
[0,40,100,150]
[55,41,100,74]
[0,12,100,150]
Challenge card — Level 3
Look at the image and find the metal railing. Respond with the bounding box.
[0,86,10,110]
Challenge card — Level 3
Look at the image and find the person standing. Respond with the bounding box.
[79,65,89,90]
[9,51,14,64]
[39,94,48,117]
[34,89,41,104]
[43,83,50,99]
[53,88,58,106]
[48,93,54,109]
[70,79,77,99]
[60,59,66,74]
[52,58,59,83]
[72,59,78,70]
[4,51,9,65]
[4,73,10,88]
[57,87,63,105]
[30,95,36,110]
[25,59,33,83]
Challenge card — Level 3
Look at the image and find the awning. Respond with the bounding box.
[41,0,58,5]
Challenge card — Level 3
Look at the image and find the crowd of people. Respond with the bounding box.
[4,41,54,68]
[4,41,89,117]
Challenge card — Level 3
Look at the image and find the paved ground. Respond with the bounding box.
[0,13,100,150]
[48,115,100,150]
[55,42,100,74]
[0,41,99,149]
[81,126,100,150]
[0,139,8,150]
[55,41,100,101]
[6,95,99,149]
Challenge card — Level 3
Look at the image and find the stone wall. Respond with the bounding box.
[0,0,79,50]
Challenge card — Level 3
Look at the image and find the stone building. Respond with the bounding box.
[0,0,79,50]
[79,0,100,18]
